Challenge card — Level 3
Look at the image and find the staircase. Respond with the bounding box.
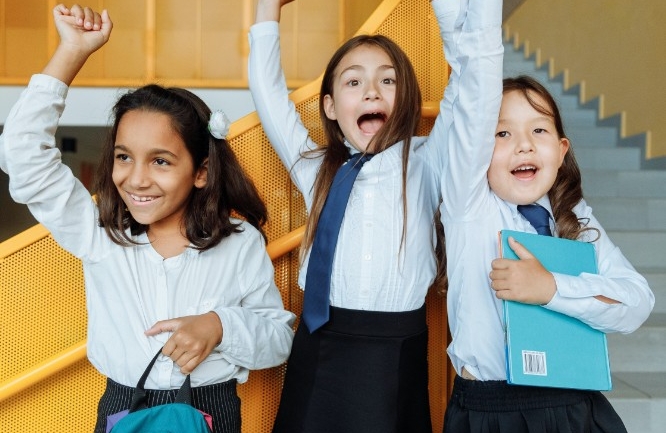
[503,41,666,433]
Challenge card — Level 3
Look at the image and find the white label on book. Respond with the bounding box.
[522,350,547,376]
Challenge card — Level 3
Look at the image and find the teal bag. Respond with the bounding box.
[108,348,212,432]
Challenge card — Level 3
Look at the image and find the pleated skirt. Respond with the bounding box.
[443,375,627,433]
[272,305,431,433]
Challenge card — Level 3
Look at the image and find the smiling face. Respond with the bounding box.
[322,44,396,152]
[488,89,570,205]
[112,110,207,234]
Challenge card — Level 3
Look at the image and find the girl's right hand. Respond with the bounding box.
[255,0,295,23]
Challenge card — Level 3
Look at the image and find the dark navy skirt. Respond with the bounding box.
[443,375,627,433]
[272,305,431,433]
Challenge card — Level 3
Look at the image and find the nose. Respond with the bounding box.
[363,82,381,101]
[515,132,535,154]
[127,164,150,189]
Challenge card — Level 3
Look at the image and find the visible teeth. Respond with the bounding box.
[515,166,535,171]
[131,194,154,202]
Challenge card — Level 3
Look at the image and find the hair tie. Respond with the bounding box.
[208,110,231,139]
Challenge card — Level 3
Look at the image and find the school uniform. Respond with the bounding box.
[247,1,454,430]
[437,1,654,430]
[0,74,296,433]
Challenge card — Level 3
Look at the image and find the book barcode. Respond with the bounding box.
[522,350,547,376]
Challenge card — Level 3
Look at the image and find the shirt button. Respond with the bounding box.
[364,254,372,260]
[365,193,372,199]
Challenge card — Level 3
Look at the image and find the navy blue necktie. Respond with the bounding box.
[517,204,552,236]
[302,152,372,333]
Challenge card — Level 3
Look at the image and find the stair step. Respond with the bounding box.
[563,108,598,128]
[605,372,666,433]
[576,147,641,171]
[582,170,666,198]
[607,313,666,373]
[568,126,619,147]
[606,231,666,269]
[585,197,666,231]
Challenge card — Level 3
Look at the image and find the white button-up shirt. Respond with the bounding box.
[248,14,450,312]
[0,74,295,389]
[437,0,654,381]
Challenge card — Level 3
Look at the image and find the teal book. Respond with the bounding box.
[500,229,612,391]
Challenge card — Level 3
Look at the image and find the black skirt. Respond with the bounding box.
[443,375,627,433]
[94,377,241,433]
[273,305,431,433]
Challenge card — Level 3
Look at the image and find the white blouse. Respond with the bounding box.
[437,0,655,381]
[0,74,295,389]
[248,5,452,311]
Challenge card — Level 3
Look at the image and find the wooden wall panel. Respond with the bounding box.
[3,0,49,79]
[0,0,377,88]
[90,0,147,81]
[200,0,245,81]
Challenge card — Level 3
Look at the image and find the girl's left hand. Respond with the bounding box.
[489,237,557,305]
[145,311,223,374]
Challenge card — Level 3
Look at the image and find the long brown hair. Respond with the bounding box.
[503,76,596,240]
[302,34,422,256]
[93,84,268,250]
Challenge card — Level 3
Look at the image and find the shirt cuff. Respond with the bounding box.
[29,74,69,99]
[249,20,279,38]
[544,290,605,318]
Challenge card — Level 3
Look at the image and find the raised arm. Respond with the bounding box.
[45,4,112,85]
[1,5,113,258]
[435,0,504,218]
[249,0,320,202]
[255,0,293,23]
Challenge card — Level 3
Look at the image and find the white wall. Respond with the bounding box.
[0,86,256,242]
[1,86,255,126]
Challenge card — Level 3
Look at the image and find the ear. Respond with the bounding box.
[558,137,570,166]
[323,94,337,120]
[194,158,208,189]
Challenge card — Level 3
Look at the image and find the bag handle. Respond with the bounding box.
[129,347,193,412]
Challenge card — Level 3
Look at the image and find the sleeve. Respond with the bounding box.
[248,21,320,206]
[432,0,504,220]
[2,74,100,259]
[214,229,296,370]
[545,201,655,334]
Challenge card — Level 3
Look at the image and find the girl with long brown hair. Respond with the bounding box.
[249,0,451,431]
[1,5,294,432]
[439,1,653,431]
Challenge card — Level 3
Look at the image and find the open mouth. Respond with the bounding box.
[511,165,537,179]
[357,112,387,135]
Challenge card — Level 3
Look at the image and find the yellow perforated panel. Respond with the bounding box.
[1,1,452,432]
[0,234,104,431]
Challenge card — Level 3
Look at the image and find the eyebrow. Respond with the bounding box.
[339,64,395,76]
[113,144,178,159]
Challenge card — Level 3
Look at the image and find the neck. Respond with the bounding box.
[147,225,190,259]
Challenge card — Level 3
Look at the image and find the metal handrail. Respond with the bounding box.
[0,225,306,403]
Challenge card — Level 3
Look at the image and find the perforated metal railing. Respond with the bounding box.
[0,0,452,431]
